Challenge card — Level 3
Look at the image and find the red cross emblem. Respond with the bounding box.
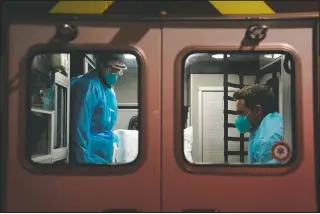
[271,141,291,162]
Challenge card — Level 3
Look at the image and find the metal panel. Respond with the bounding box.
[162,20,316,212]
[6,22,161,212]
[113,109,138,130]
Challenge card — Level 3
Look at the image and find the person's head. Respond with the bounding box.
[233,84,277,133]
[96,53,127,87]
[128,115,139,130]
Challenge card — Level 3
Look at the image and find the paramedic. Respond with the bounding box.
[70,53,127,164]
[233,84,283,164]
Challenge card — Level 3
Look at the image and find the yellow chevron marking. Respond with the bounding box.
[50,1,114,14]
[209,1,275,15]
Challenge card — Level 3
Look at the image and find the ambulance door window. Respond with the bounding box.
[182,52,294,165]
[28,51,140,166]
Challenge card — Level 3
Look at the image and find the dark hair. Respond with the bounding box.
[233,84,277,115]
[128,115,139,130]
[95,53,123,65]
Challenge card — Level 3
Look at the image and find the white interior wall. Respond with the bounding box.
[113,109,139,130]
[113,68,139,130]
[190,74,255,163]
[114,69,138,104]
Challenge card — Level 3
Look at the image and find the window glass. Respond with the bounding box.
[28,51,140,165]
[182,52,294,165]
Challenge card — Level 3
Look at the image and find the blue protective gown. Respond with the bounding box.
[70,70,119,164]
[247,112,283,164]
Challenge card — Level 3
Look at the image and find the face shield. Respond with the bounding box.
[105,60,128,76]
[103,59,127,87]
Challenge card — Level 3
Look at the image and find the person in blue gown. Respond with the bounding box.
[233,84,283,164]
[70,53,127,164]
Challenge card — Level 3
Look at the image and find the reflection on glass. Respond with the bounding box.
[183,52,293,165]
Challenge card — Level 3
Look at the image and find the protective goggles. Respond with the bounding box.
[105,62,127,76]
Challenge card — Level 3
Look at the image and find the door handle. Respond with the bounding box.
[183,209,220,212]
[102,209,139,213]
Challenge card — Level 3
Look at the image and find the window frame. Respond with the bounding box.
[175,45,301,176]
[24,44,144,175]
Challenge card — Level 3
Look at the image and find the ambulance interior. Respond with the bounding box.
[28,52,139,165]
[184,52,293,164]
[27,51,293,165]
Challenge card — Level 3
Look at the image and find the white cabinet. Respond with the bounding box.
[30,108,55,164]
[31,54,71,164]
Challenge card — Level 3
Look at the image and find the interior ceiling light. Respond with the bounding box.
[264,54,282,59]
[124,54,136,59]
[211,54,230,59]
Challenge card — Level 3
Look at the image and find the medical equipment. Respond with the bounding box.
[113,127,193,164]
